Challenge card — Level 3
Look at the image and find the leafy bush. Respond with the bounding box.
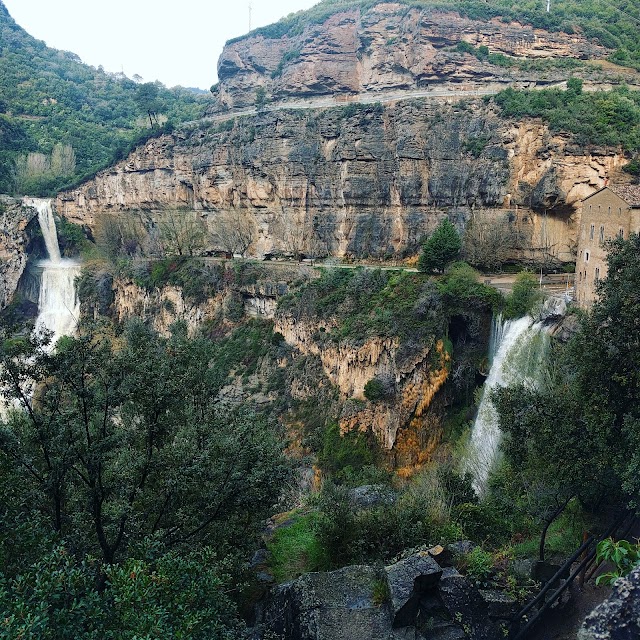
[460,546,494,582]
[364,375,395,402]
[503,271,540,318]
[319,422,378,483]
[595,538,640,586]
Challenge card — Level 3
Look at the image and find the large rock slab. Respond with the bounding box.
[259,564,396,640]
[385,551,443,627]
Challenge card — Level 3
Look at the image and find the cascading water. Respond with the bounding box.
[24,198,81,347]
[464,314,550,494]
[0,199,80,419]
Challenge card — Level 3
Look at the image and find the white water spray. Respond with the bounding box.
[1,199,80,419]
[24,198,80,347]
[465,314,550,494]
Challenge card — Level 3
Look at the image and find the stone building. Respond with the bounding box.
[575,185,640,307]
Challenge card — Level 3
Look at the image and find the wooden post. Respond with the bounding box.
[578,531,589,589]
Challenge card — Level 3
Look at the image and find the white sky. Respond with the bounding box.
[3,0,319,89]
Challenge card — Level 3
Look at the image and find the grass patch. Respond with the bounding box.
[267,512,330,582]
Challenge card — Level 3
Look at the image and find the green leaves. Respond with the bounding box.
[495,86,640,151]
[595,538,640,586]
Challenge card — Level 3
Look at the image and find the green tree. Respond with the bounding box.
[0,320,291,635]
[255,86,268,112]
[0,321,289,564]
[418,219,461,273]
[503,271,540,318]
[134,82,163,127]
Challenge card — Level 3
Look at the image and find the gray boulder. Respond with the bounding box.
[385,551,443,627]
[578,565,640,640]
[348,484,397,509]
[258,565,396,640]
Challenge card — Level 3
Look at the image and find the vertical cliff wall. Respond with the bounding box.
[56,100,626,264]
[0,197,38,310]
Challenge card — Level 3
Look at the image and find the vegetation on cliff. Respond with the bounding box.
[0,320,290,637]
[0,3,209,196]
[494,82,640,151]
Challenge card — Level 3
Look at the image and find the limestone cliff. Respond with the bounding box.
[275,314,450,453]
[0,197,37,310]
[56,100,626,264]
[214,5,607,111]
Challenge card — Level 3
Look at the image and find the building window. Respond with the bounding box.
[590,224,595,240]
[579,271,582,282]
[608,206,611,215]
[619,228,624,238]
[599,225,605,242]
[595,267,600,284]
[619,208,622,215]
[585,251,589,262]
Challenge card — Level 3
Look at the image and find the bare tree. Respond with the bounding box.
[50,143,76,177]
[157,209,207,257]
[462,212,518,272]
[215,210,256,257]
[95,212,147,259]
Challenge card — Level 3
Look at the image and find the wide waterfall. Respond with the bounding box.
[465,314,550,494]
[24,198,81,347]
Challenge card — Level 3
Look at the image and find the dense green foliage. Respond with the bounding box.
[494,85,640,151]
[278,267,467,346]
[494,234,640,524]
[0,320,290,636]
[229,0,640,72]
[0,5,209,195]
[503,271,541,319]
[419,219,462,273]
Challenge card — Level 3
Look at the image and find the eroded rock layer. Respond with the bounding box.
[214,5,607,111]
[57,100,625,263]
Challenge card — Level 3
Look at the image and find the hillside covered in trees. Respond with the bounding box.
[0,1,210,196]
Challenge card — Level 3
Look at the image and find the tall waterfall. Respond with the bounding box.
[465,314,550,494]
[24,198,81,347]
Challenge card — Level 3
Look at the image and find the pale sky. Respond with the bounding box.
[3,0,319,89]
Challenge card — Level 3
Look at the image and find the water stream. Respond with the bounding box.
[465,314,550,494]
[0,199,80,420]
[25,197,81,347]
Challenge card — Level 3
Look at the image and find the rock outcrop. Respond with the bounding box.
[56,100,626,264]
[256,550,503,640]
[0,197,37,310]
[215,5,607,111]
[578,566,640,640]
[274,314,450,450]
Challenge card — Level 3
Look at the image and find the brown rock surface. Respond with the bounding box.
[214,5,607,111]
[56,99,625,265]
[0,197,37,310]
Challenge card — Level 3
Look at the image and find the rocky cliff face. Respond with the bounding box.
[275,314,449,452]
[215,4,606,111]
[56,99,625,264]
[0,197,37,310]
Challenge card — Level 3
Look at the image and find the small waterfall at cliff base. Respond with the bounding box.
[464,314,550,494]
[25,198,81,347]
